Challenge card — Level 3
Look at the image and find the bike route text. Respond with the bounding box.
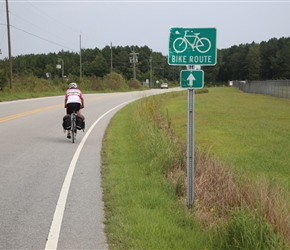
[171,55,213,64]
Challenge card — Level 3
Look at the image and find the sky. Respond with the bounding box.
[0,0,289,59]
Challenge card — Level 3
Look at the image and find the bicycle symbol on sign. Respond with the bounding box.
[173,30,211,53]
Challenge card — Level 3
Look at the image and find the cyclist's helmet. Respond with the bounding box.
[69,82,78,89]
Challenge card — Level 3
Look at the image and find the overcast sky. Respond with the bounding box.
[0,0,289,59]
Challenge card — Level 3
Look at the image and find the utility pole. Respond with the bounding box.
[149,55,153,88]
[56,56,64,82]
[6,0,12,88]
[110,42,113,73]
[129,47,138,80]
[79,34,82,79]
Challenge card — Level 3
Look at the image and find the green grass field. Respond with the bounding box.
[162,87,290,185]
[102,87,290,249]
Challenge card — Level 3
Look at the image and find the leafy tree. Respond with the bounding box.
[5,35,290,89]
[83,53,109,77]
[94,53,110,77]
[203,50,224,84]
[101,45,113,72]
[112,46,132,79]
[137,46,151,81]
[246,43,261,80]
[275,39,290,79]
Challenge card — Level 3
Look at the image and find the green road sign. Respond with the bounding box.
[180,70,204,88]
[168,27,217,66]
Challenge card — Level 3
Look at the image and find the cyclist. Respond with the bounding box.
[64,82,85,139]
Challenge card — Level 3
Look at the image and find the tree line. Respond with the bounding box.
[0,36,289,89]
[204,36,290,85]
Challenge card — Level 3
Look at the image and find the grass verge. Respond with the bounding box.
[102,87,290,249]
[101,96,210,249]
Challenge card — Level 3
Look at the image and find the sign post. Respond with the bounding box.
[187,87,195,207]
[168,27,217,207]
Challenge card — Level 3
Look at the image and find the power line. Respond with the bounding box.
[0,4,7,50]
[2,2,81,55]
[9,10,78,49]
[26,2,79,36]
[10,24,77,52]
[0,23,7,46]
[21,2,98,52]
[2,2,100,57]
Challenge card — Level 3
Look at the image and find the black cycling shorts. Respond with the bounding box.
[66,103,81,115]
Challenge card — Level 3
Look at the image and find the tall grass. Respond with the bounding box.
[0,76,74,101]
[159,87,290,247]
[216,207,286,250]
[101,95,210,249]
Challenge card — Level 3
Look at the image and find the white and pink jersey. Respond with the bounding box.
[65,88,83,104]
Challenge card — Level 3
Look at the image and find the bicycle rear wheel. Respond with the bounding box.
[72,127,75,143]
[71,113,76,143]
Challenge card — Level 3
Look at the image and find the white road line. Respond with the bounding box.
[45,100,136,250]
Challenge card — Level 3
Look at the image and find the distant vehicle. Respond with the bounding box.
[160,83,168,89]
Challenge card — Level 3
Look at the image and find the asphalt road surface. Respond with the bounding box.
[0,88,182,249]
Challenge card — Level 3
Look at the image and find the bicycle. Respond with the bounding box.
[70,110,77,143]
[63,104,85,143]
[173,30,211,54]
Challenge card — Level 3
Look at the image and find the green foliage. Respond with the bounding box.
[246,43,261,80]
[2,36,290,87]
[215,208,286,250]
[87,75,102,91]
[203,37,290,83]
[102,71,128,91]
[132,96,179,173]
[0,69,8,90]
[12,75,53,92]
[127,79,142,89]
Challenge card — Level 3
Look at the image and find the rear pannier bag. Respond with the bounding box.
[62,114,71,130]
[76,114,85,130]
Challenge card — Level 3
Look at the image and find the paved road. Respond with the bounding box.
[0,89,181,249]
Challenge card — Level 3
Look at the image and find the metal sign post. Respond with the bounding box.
[168,26,217,208]
[187,88,195,207]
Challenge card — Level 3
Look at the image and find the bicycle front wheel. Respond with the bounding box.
[196,38,211,53]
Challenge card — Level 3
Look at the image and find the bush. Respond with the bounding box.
[0,69,8,90]
[102,72,128,91]
[127,79,142,89]
[88,76,102,91]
